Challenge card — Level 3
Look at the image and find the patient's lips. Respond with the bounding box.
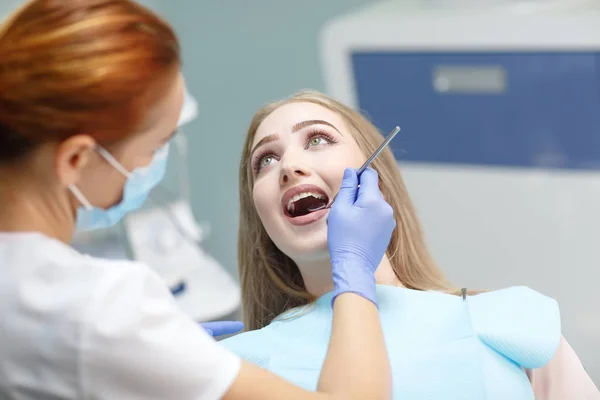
[281,184,329,226]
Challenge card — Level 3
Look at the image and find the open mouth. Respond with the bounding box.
[284,192,329,218]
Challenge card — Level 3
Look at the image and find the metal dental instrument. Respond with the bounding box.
[308,125,401,212]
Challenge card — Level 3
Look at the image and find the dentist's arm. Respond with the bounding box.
[224,168,394,400]
[84,169,393,400]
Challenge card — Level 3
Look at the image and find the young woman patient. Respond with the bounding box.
[221,90,599,399]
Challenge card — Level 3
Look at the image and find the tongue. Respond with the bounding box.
[291,196,327,217]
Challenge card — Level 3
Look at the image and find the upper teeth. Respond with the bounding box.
[287,192,327,212]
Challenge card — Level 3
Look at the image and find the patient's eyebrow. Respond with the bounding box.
[250,120,342,159]
[292,120,342,135]
[250,134,279,158]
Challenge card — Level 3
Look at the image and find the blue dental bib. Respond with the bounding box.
[222,285,560,399]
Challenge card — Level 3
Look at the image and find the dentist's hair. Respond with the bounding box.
[0,0,179,163]
[238,90,460,331]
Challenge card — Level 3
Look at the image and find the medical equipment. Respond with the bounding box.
[308,125,401,212]
[123,197,241,322]
[357,126,401,175]
[222,284,561,399]
[320,0,600,383]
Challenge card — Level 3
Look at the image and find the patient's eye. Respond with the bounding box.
[260,155,275,168]
[252,151,279,173]
[309,137,328,147]
[305,130,337,149]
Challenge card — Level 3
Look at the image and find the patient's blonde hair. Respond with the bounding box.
[238,90,461,331]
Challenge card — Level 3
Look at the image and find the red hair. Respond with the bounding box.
[0,0,180,162]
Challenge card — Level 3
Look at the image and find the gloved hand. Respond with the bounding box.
[327,168,396,307]
[201,321,244,337]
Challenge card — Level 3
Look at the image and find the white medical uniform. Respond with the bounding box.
[0,232,241,399]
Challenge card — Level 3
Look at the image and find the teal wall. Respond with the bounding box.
[159,1,373,277]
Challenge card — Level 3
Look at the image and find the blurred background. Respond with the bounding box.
[3,0,598,384]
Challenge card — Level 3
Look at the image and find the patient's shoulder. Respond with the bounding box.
[468,286,561,368]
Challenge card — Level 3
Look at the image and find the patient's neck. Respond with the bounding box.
[296,255,402,298]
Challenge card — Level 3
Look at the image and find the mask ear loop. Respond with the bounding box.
[68,146,131,211]
[68,185,93,210]
[95,146,132,179]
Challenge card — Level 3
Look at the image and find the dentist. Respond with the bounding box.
[0,1,395,399]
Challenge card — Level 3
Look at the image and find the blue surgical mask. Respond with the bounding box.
[69,144,170,232]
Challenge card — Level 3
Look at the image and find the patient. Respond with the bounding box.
[222,90,599,399]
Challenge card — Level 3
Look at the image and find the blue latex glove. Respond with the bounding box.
[327,168,396,307]
[201,321,244,337]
